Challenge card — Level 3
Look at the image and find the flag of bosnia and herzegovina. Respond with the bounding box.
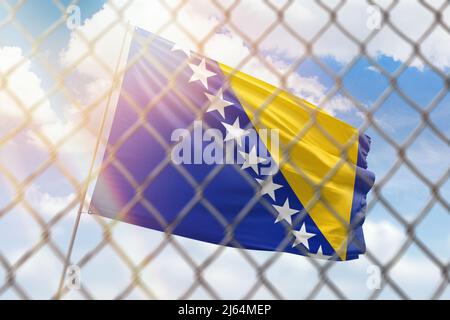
[90,27,375,261]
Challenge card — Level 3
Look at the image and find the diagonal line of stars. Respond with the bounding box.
[174,42,332,259]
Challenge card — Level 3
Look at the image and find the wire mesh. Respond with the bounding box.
[0,0,449,300]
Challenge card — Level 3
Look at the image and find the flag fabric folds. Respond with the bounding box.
[90,27,375,261]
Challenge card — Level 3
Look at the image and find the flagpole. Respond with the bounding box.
[55,22,131,300]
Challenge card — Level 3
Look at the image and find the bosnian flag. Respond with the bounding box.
[90,27,375,261]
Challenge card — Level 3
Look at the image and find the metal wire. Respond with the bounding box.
[0,0,449,300]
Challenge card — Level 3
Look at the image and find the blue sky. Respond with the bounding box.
[0,0,449,299]
[0,0,104,82]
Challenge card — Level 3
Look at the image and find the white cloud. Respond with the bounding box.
[0,46,96,158]
[0,47,72,181]
[14,246,62,299]
[201,0,450,70]
[0,47,58,129]
[25,184,76,221]
[367,65,381,74]
[60,0,356,117]
[364,220,407,262]
[316,219,444,299]
[26,78,113,156]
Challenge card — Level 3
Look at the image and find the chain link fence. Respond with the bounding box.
[0,0,449,300]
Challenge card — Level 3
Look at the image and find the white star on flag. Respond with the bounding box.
[292,223,315,250]
[222,117,249,147]
[205,88,233,118]
[273,198,299,225]
[239,146,268,174]
[256,177,283,201]
[308,246,332,260]
[189,58,216,89]
[171,43,191,57]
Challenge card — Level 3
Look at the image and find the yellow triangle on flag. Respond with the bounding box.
[221,63,359,260]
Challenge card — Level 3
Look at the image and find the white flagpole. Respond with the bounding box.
[55,21,132,300]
